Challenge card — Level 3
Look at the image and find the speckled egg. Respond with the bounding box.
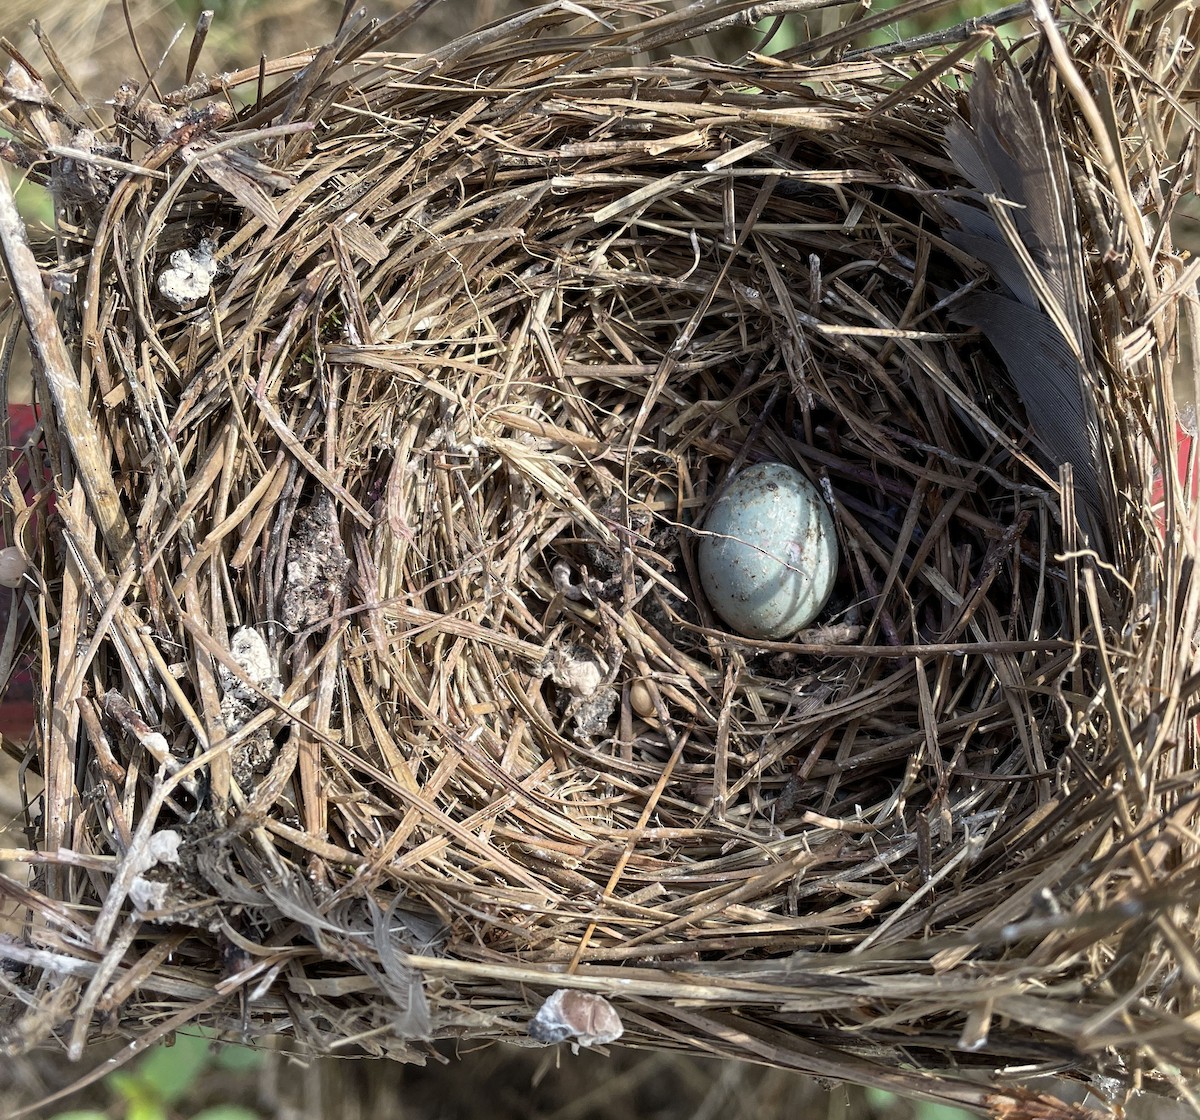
[697,462,838,639]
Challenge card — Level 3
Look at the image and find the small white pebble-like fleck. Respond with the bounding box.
[698,462,838,639]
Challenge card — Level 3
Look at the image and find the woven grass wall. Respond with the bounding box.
[1,2,1199,1116]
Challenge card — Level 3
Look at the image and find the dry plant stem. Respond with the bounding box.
[0,173,133,568]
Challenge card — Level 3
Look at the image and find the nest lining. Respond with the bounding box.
[0,1,1198,1115]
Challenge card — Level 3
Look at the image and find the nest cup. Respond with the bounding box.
[1,2,1198,1114]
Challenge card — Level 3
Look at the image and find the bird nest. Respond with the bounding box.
[1,1,1198,1115]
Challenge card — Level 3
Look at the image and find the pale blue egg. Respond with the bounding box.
[697,462,838,639]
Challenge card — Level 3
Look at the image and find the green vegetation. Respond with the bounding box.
[866,1088,976,1119]
[755,0,1025,56]
[38,1031,978,1120]
[1,143,54,231]
[50,1031,265,1120]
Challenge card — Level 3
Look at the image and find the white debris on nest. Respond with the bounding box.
[129,877,170,913]
[156,237,220,307]
[539,642,607,697]
[281,492,350,632]
[127,828,182,918]
[220,627,282,715]
[219,626,283,789]
[536,641,619,741]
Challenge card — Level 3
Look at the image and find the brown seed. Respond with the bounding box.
[528,988,623,1047]
[629,679,655,718]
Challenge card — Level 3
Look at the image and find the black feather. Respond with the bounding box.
[943,59,1108,552]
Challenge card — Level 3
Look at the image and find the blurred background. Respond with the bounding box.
[0,2,1192,1117]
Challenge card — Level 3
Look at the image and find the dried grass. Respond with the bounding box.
[1,1,1198,1116]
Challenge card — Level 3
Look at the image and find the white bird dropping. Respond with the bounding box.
[698,462,838,639]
